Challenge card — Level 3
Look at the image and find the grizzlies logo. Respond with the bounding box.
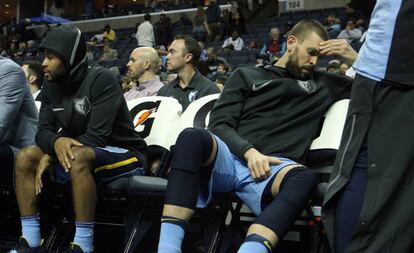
[297,80,317,94]
[74,96,91,116]
[188,91,199,103]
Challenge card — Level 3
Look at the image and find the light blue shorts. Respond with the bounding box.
[197,135,299,215]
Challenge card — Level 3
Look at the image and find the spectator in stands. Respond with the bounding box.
[216,63,229,75]
[102,24,116,42]
[228,10,247,35]
[260,28,281,61]
[0,57,38,190]
[208,62,229,81]
[340,2,364,29]
[206,0,221,41]
[221,30,244,51]
[337,19,362,45]
[22,61,44,101]
[193,6,210,43]
[325,13,342,39]
[99,42,118,61]
[156,19,352,253]
[324,1,414,252]
[10,25,147,253]
[158,35,219,111]
[90,25,116,45]
[124,47,164,101]
[205,47,231,73]
[155,14,174,48]
[137,13,155,47]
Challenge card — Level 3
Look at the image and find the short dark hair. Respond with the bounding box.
[23,60,44,89]
[288,19,328,43]
[175,35,201,67]
[144,13,151,21]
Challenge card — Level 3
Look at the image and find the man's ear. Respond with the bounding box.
[286,35,297,53]
[29,75,37,85]
[144,60,151,70]
[184,53,193,64]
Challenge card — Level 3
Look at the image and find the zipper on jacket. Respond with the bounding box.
[326,114,356,193]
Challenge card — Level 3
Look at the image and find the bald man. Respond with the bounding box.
[124,47,164,101]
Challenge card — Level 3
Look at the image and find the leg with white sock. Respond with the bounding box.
[14,146,45,248]
[158,128,217,253]
[238,166,318,253]
[69,147,97,253]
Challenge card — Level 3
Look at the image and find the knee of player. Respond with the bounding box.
[176,127,211,146]
[15,145,43,173]
[172,127,215,167]
[279,166,319,202]
[70,147,95,172]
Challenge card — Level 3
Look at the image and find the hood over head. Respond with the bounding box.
[40,25,88,85]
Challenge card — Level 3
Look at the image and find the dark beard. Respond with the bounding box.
[285,50,314,80]
[49,65,69,81]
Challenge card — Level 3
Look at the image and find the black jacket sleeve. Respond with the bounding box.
[208,68,254,160]
[77,70,122,147]
[35,83,65,155]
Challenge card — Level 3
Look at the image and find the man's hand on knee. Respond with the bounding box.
[54,137,84,171]
[244,148,281,181]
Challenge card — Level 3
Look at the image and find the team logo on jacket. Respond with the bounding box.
[74,96,91,116]
[188,91,198,103]
[297,80,316,94]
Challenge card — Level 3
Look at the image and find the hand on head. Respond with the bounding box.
[319,39,358,64]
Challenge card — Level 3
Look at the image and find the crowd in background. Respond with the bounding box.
[0,1,366,99]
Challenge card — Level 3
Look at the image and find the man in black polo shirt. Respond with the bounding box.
[158,35,219,111]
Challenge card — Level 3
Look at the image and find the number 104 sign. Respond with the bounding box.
[286,0,304,11]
